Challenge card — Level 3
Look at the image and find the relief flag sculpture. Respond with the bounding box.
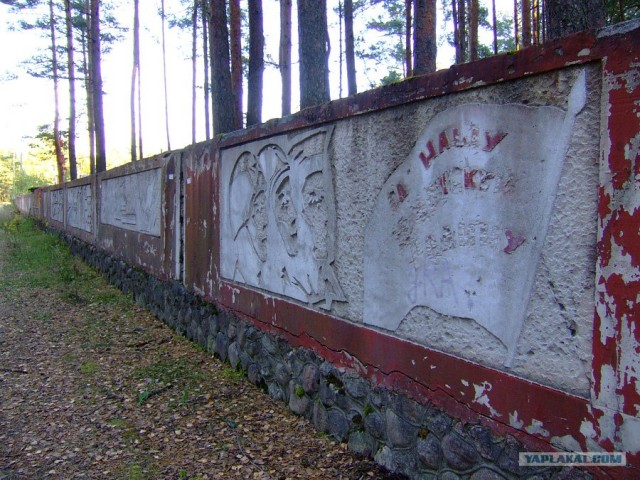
[364,70,587,365]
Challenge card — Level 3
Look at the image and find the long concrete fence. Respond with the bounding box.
[15,19,640,479]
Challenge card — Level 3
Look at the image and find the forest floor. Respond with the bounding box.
[0,210,404,480]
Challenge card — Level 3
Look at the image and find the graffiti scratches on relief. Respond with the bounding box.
[221,127,346,310]
[364,70,587,366]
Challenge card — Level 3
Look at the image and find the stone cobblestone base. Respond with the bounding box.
[59,230,590,480]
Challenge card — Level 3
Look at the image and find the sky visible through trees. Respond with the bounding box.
[0,0,635,186]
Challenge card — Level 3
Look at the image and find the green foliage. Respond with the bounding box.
[356,0,408,86]
[80,360,98,375]
[220,367,245,380]
[134,358,207,406]
[363,403,375,416]
[378,69,403,86]
[295,384,305,398]
[0,148,52,201]
[606,0,640,23]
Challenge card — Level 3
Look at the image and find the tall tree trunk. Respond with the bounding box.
[297,0,330,109]
[90,0,106,173]
[338,0,343,97]
[64,0,77,180]
[131,0,140,162]
[279,0,292,116]
[405,0,413,76]
[229,0,243,127]
[514,0,519,50]
[413,0,437,74]
[522,0,531,46]
[161,0,171,151]
[210,0,239,134]
[137,37,143,160]
[452,0,460,63]
[457,0,466,62]
[546,0,605,40]
[345,0,357,94]
[492,0,498,54]
[49,0,65,184]
[201,0,211,140]
[247,0,264,126]
[469,0,478,61]
[82,12,95,176]
[191,0,198,144]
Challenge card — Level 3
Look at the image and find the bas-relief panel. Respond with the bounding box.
[50,188,64,223]
[67,184,92,232]
[364,71,587,366]
[221,127,346,310]
[100,168,162,237]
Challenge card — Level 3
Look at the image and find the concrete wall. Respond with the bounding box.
[21,19,640,479]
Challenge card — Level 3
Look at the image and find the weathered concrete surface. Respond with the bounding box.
[365,72,586,367]
[66,184,92,233]
[220,126,345,310]
[50,188,64,224]
[100,168,162,236]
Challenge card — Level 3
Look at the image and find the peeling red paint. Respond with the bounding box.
[397,183,408,202]
[503,230,526,254]
[611,208,640,268]
[598,186,611,224]
[463,169,476,189]
[419,141,437,169]
[483,131,508,152]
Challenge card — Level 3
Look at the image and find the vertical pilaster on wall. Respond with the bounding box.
[589,22,640,462]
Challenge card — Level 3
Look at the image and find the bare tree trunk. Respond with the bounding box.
[247,0,264,126]
[492,0,498,54]
[229,0,243,127]
[345,0,357,94]
[82,10,95,176]
[161,0,171,151]
[90,0,106,173]
[49,0,65,184]
[514,0,519,50]
[458,0,466,62]
[338,0,343,97]
[297,0,330,109]
[413,0,437,74]
[131,0,140,162]
[405,0,413,76]
[452,0,460,63]
[210,0,239,134]
[191,0,198,144]
[64,0,77,180]
[533,0,539,44]
[137,41,143,160]
[469,0,478,61]
[201,0,211,140]
[279,0,292,116]
[522,0,531,46]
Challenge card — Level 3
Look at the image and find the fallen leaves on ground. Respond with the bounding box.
[0,219,405,480]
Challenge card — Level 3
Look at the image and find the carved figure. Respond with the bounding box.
[223,127,346,310]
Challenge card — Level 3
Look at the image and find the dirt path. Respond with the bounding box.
[0,217,402,480]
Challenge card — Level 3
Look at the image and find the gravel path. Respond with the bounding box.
[0,213,403,480]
